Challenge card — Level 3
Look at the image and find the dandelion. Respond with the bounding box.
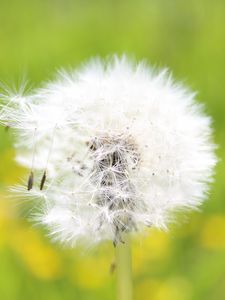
[0,55,217,299]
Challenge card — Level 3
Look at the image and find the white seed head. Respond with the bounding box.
[0,55,217,246]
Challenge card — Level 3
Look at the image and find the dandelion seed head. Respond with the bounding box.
[0,55,217,246]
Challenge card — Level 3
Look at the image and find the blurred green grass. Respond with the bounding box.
[0,0,225,299]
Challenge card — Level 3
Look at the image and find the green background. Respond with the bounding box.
[0,0,225,299]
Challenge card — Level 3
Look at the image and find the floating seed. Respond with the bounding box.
[40,171,46,190]
[27,171,34,191]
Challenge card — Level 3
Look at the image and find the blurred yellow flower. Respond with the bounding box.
[0,193,17,247]
[0,167,62,280]
[10,227,62,280]
[132,229,171,273]
[135,277,192,300]
[0,199,9,247]
[153,277,192,300]
[200,215,225,250]
[71,256,111,289]
[134,279,160,300]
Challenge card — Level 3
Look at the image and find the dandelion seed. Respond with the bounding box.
[40,171,47,190]
[0,55,217,247]
[27,171,34,191]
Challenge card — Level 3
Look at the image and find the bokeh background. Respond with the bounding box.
[0,0,225,299]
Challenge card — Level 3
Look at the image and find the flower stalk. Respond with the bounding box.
[115,235,133,300]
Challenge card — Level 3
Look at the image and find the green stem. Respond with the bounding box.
[115,234,133,300]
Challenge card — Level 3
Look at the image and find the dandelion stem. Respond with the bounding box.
[115,234,133,300]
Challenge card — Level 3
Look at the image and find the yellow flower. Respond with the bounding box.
[135,277,192,300]
[200,215,225,250]
[71,256,111,289]
[133,229,171,273]
[10,226,62,280]
[134,279,160,300]
[153,277,192,300]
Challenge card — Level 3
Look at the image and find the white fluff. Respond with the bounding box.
[0,56,217,246]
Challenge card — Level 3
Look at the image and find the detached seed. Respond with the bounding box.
[40,171,46,190]
[27,171,34,191]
